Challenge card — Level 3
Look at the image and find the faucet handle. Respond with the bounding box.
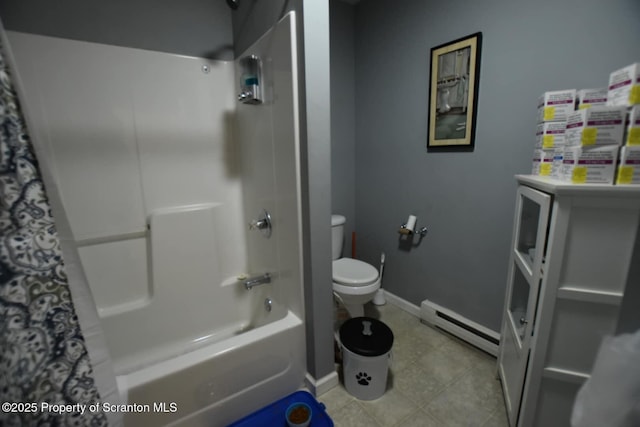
[249,219,267,230]
[248,209,272,238]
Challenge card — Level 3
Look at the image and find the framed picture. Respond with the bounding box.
[427,32,482,150]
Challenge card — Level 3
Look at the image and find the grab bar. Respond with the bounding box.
[244,273,271,290]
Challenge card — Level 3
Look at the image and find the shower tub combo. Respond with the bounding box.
[8,11,304,427]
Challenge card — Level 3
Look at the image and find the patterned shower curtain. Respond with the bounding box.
[0,37,108,426]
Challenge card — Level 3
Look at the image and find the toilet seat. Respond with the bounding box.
[332,258,378,287]
[333,280,380,296]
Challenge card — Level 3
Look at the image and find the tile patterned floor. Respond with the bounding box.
[319,303,509,427]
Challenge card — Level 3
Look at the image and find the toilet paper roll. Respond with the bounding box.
[406,215,417,233]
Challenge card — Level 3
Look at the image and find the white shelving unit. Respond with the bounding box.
[497,175,640,427]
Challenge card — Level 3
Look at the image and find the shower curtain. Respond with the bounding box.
[0,34,111,426]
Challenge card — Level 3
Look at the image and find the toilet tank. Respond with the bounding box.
[331,215,346,260]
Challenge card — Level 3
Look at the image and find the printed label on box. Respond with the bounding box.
[617,166,635,184]
[629,128,640,146]
[616,146,640,184]
[538,90,576,122]
[535,122,566,148]
[561,145,618,184]
[572,167,587,183]
[565,107,625,147]
[544,107,555,120]
[581,128,597,145]
[577,88,607,109]
[630,85,640,105]
[552,149,564,178]
[607,63,640,106]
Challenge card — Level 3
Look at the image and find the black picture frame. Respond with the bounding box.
[427,32,482,151]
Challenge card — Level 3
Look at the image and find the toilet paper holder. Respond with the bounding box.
[398,223,428,237]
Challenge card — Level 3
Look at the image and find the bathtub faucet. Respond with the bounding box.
[244,273,271,290]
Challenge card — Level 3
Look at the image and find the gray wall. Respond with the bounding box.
[0,0,234,59]
[231,0,299,57]
[330,1,356,257]
[301,0,335,384]
[353,0,640,331]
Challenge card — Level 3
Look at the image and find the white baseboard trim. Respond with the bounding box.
[304,371,339,397]
[420,298,500,356]
[382,290,421,317]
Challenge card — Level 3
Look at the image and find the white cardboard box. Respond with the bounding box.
[535,121,566,149]
[560,145,619,184]
[625,105,640,146]
[565,106,626,147]
[531,149,555,176]
[606,63,640,107]
[616,146,640,185]
[576,88,608,109]
[551,147,564,179]
[537,89,576,123]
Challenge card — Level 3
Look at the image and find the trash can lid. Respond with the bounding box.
[339,317,394,357]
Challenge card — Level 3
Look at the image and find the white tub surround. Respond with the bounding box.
[8,11,306,426]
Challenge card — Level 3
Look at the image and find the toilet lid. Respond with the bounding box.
[332,258,378,286]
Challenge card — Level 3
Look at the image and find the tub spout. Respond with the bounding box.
[244,273,271,290]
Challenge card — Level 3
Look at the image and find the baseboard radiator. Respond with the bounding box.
[420,299,500,356]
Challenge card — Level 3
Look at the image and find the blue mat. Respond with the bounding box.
[228,390,334,426]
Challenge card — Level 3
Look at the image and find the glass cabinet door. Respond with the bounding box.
[498,185,551,426]
[516,196,542,273]
[509,185,551,348]
[513,186,551,278]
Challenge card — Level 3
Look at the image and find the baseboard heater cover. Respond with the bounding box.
[420,299,500,356]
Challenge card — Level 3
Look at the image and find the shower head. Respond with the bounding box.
[226,0,239,10]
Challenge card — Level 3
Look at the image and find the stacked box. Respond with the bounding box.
[606,63,640,107]
[531,149,555,176]
[565,106,626,147]
[576,88,608,110]
[535,122,566,149]
[624,105,640,146]
[533,122,566,178]
[537,90,576,123]
[551,148,565,178]
[616,146,640,184]
[560,145,619,184]
[531,156,540,175]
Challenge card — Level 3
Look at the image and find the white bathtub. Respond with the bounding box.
[99,205,307,426]
[102,204,306,427]
[118,306,305,427]
[98,206,307,427]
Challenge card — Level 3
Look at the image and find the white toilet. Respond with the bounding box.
[332,214,381,318]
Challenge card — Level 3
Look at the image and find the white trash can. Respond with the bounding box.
[339,316,394,400]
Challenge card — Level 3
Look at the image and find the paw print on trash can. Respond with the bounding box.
[356,372,371,386]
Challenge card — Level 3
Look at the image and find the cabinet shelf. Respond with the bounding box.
[556,287,623,305]
[542,367,589,385]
